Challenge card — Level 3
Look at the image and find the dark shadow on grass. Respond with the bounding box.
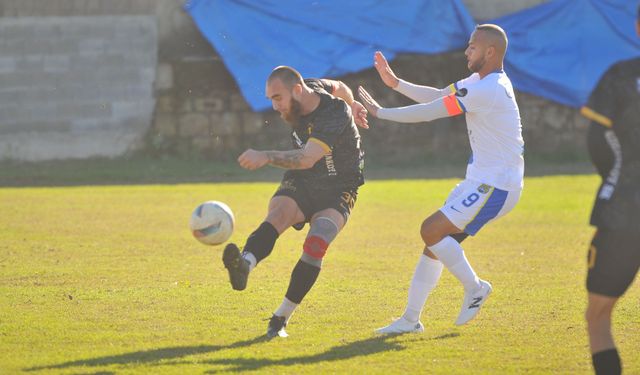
[24,335,270,372]
[196,335,413,373]
[197,332,463,373]
[431,332,460,340]
[24,331,461,373]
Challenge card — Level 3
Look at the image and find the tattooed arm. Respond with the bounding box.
[238,139,328,170]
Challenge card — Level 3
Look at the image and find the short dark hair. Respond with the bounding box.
[268,66,303,88]
[475,23,508,53]
[637,3,640,20]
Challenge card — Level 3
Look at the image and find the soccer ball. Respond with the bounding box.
[190,201,235,246]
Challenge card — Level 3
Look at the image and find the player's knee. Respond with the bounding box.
[266,208,296,231]
[302,217,339,262]
[420,219,441,246]
[585,303,612,325]
[303,236,328,264]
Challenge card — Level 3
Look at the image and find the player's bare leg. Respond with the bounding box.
[268,208,345,338]
[586,293,621,374]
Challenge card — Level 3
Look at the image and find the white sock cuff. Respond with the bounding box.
[427,236,463,266]
[274,297,298,320]
[242,252,257,271]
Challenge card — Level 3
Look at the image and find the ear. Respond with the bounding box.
[292,83,303,100]
[485,45,496,59]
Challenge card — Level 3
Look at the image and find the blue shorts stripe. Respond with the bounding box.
[464,188,509,235]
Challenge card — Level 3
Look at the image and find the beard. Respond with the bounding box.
[281,97,302,125]
[468,57,486,73]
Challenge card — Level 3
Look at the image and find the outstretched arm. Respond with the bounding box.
[395,80,452,104]
[324,79,369,129]
[374,51,449,104]
[238,140,327,170]
[358,86,457,124]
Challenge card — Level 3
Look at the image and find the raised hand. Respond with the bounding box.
[374,51,399,89]
[357,86,382,118]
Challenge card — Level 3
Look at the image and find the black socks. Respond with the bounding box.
[284,260,321,304]
[592,348,621,375]
[243,221,279,263]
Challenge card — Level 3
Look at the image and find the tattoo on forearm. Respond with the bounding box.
[265,150,306,169]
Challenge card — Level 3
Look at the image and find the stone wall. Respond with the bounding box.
[148,50,588,163]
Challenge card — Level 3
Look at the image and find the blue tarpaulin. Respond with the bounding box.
[185,0,475,111]
[186,0,640,110]
[492,0,640,108]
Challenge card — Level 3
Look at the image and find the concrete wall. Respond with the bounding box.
[0,15,157,161]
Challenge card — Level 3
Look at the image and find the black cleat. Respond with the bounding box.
[222,243,250,291]
[266,315,288,338]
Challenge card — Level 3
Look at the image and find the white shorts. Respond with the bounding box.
[440,179,521,236]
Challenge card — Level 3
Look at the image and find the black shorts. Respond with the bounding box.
[273,172,358,225]
[586,228,640,297]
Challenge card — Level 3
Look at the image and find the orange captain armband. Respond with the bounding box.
[443,93,465,116]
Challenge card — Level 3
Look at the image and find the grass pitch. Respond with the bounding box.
[1,174,638,374]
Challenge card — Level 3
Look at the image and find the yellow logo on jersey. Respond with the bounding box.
[477,184,491,194]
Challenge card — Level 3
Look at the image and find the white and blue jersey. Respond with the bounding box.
[447,71,525,192]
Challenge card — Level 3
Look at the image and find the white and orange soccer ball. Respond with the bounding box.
[190,201,235,246]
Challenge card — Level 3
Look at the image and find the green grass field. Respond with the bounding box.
[1,174,638,374]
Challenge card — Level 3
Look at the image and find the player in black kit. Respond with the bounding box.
[580,5,640,374]
[223,65,367,339]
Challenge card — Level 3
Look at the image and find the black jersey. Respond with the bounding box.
[287,78,364,190]
[581,58,640,232]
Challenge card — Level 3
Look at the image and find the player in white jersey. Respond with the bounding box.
[358,24,524,333]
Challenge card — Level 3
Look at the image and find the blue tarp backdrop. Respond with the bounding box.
[186,0,640,111]
[492,0,640,108]
[185,0,475,111]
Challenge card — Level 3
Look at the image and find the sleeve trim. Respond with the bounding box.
[580,107,612,128]
[308,137,331,153]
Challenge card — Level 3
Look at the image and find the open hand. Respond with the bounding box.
[351,100,369,129]
[374,51,399,89]
[357,86,382,118]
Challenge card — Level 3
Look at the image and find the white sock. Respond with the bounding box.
[242,252,257,272]
[428,236,480,292]
[402,254,443,322]
[274,297,298,322]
